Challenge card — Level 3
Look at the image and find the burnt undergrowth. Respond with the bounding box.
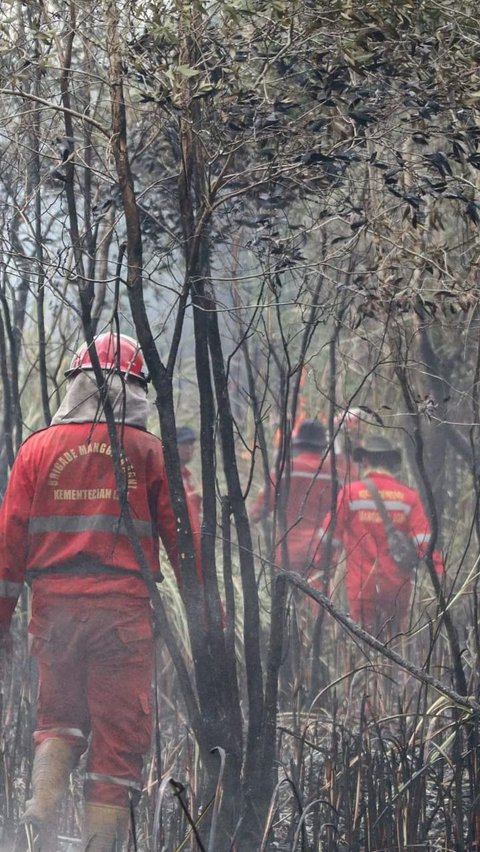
[1,577,478,852]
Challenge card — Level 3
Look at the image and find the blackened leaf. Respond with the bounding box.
[357,405,384,425]
[386,186,403,198]
[384,167,401,184]
[404,192,422,209]
[412,132,430,144]
[349,107,377,125]
[424,151,452,177]
[302,150,332,164]
[350,217,367,230]
[307,119,328,131]
[468,153,480,169]
[335,150,362,162]
[450,141,466,163]
[466,200,480,225]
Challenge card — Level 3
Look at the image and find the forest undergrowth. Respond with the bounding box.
[1,573,476,852]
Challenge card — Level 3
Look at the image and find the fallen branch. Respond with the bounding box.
[280,570,479,713]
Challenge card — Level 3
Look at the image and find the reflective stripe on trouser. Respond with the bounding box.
[33,726,87,749]
[30,593,154,807]
[85,772,142,791]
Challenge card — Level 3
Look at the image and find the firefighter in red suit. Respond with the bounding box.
[251,419,333,579]
[0,333,182,850]
[321,436,443,636]
[176,426,202,544]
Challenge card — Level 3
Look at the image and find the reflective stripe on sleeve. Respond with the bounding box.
[28,514,153,537]
[349,499,412,513]
[0,580,23,598]
[413,532,431,546]
[290,471,332,481]
[84,772,142,791]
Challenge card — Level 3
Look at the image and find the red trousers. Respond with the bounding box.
[348,581,412,637]
[29,593,154,806]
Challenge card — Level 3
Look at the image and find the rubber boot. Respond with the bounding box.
[82,803,130,851]
[22,738,79,848]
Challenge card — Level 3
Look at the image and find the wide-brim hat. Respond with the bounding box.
[352,435,401,465]
[292,419,327,450]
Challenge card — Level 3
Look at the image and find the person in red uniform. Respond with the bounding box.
[251,419,333,578]
[321,436,443,637]
[0,332,182,851]
[176,426,202,543]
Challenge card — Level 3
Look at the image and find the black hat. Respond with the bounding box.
[352,436,401,466]
[292,419,327,450]
[176,425,197,444]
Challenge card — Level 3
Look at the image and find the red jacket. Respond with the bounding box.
[0,422,179,628]
[321,470,443,603]
[251,450,334,573]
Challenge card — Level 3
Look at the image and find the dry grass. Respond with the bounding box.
[1,573,478,851]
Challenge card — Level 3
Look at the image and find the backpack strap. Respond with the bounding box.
[364,477,396,535]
